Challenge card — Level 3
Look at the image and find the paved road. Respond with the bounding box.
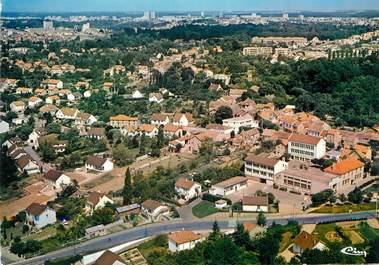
[9,211,376,265]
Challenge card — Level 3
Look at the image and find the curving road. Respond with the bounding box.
[10,211,377,265]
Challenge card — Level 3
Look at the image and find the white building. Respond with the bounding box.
[174,178,202,202]
[132,90,144,99]
[0,120,10,134]
[222,113,258,134]
[43,169,71,191]
[85,192,114,214]
[173,113,194,127]
[10,101,25,113]
[209,176,248,197]
[168,231,202,252]
[28,128,47,149]
[141,199,170,221]
[244,154,288,184]
[85,156,114,172]
[242,196,269,212]
[55,108,79,120]
[25,203,56,229]
[151,114,170,126]
[288,134,326,161]
[293,231,326,254]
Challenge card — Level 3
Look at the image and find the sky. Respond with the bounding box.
[2,0,379,13]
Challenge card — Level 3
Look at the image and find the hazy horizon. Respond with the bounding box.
[2,0,379,13]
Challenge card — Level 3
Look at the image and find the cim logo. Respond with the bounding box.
[340,246,367,257]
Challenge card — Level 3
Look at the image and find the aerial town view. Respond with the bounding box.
[0,0,379,264]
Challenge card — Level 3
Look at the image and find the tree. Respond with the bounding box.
[157,125,164,148]
[371,162,379,176]
[112,144,132,166]
[39,141,56,162]
[367,238,379,263]
[0,148,18,184]
[22,225,29,234]
[338,193,347,202]
[209,221,221,241]
[123,168,133,205]
[348,187,363,204]
[311,189,334,206]
[214,106,233,124]
[233,223,251,248]
[257,212,266,227]
[46,122,61,134]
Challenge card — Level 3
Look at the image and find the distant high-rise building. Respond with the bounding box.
[43,20,54,30]
[218,11,224,18]
[142,11,156,20]
[299,15,305,20]
[251,13,257,18]
[82,22,90,32]
[201,11,205,18]
[282,13,289,19]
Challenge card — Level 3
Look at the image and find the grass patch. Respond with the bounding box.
[311,203,376,213]
[279,231,293,252]
[192,200,218,218]
[313,223,341,243]
[138,234,168,258]
[23,225,57,241]
[358,222,379,242]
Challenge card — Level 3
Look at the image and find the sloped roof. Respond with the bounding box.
[288,133,321,145]
[242,196,268,206]
[168,231,201,245]
[293,231,318,250]
[44,169,63,182]
[175,178,198,190]
[25,203,47,216]
[95,250,126,265]
[324,157,364,175]
[245,154,279,167]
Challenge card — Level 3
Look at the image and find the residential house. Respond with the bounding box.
[173,113,194,127]
[94,250,127,265]
[293,231,326,254]
[75,112,97,126]
[10,100,25,113]
[85,156,114,172]
[39,104,58,115]
[85,192,114,214]
[38,134,68,153]
[109,114,139,129]
[16,155,40,175]
[25,203,56,229]
[141,199,170,221]
[177,135,203,154]
[41,79,63,89]
[138,124,158,138]
[85,225,106,239]
[323,157,365,191]
[222,113,258,134]
[28,96,43,108]
[244,154,288,184]
[87,127,105,140]
[242,196,269,212]
[43,169,71,191]
[208,83,223,91]
[132,90,144,99]
[28,128,47,148]
[149,92,164,103]
[163,124,183,138]
[168,231,202,252]
[56,107,79,120]
[16,87,33,95]
[288,134,326,161]
[175,178,202,202]
[151,114,170,126]
[209,176,248,196]
[46,95,61,105]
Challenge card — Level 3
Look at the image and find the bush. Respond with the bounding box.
[347,187,363,204]
[311,189,334,206]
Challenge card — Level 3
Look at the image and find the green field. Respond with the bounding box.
[311,203,376,214]
[358,222,379,242]
[313,223,340,243]
[192,201,219,218]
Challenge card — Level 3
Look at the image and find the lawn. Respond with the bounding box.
[311,202,376,214]
[192,200,219,218]
[358,222,379,242]
[138,234,168,258]
[23,225,57,241]
[313,223,342,243]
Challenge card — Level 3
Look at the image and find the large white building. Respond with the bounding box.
[288,134,326,161]
[245,154,288,184]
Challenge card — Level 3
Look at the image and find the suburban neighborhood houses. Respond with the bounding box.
[0,5,379,265]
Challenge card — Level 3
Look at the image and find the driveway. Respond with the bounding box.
[24,146,52,173]
[176,198,201,221]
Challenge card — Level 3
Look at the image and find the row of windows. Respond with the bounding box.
[291,142,315,150]
[246,162,274,171]
[284,179,311,190]
[284,175,311,185]
[290,148,314,157]
[245,168,273,177]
